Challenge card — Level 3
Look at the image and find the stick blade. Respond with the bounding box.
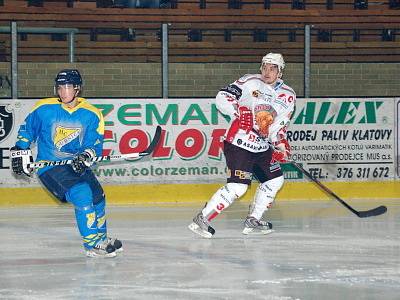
[139,125,162,157]
[357,205,387,218]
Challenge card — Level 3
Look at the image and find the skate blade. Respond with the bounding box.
[105,252,117,258]
[188,222,213,238]
[242,227,274,235]
[86,251,117,258]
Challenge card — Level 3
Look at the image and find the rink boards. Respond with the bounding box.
[0,97,400,205]
[1,181,399,206]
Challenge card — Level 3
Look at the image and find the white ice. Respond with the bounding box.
[0,199,399,300]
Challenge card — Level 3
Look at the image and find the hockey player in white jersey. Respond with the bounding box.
[188,53,296,238]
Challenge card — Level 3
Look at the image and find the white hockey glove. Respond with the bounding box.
[10,146,34,177]
[71,149,96,174]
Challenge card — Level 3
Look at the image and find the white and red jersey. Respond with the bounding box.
[216,74,296,153]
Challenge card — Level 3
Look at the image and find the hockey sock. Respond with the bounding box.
[75,205,100,249]
[66,183,100,249]
[94,199,107,241]
[249,176,284,220]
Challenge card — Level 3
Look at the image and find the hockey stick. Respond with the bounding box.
[28,125,162,169]
[290,160,387,218]
[269,143,387,218]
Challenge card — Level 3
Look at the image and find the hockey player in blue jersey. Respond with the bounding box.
[10,69,122,258]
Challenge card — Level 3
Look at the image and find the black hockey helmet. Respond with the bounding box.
[55,69,82,88]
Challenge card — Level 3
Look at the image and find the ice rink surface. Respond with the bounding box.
[0,199,399,300]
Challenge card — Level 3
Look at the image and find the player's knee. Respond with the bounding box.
[260,175,284,196]
[226,182,248,199]
[92,189,105,205]
[65,182,93,209]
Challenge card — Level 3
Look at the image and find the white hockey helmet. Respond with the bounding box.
[260,53,285,72]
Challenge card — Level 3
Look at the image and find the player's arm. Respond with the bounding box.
[271,126,291,163]
[215,83,243,119]
[216,82,260,135]
[81,112,104,156]
[271,97,296,163]
[15,110,40,150]
[71,111,104,174]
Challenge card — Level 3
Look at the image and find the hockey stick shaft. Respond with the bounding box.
[270,144,387,218]
[28,125,162,169]
[290,161,386,218]
[291,161,360,214]
[28,152,140,169]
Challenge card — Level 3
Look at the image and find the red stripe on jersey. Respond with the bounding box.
[225,118,240,143]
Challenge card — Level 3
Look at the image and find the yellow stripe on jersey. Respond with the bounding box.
[74,98,105,135]
[31,97,104,135]
[30,97,60,113]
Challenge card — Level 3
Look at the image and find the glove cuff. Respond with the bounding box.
[83,148,96,159]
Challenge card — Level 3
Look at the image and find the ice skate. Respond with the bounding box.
[107,237,123,253]
[242,216,273,235]
[86,239,117,258]
[188,212,216,238]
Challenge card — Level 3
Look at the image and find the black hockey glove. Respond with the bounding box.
[71,149,96,174]
[10,146,34,177]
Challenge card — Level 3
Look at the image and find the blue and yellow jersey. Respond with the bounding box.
[16,97,104,175]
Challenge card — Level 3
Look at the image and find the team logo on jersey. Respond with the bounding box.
[54,126,81,150]
[252,90,260,97]
[277,93,287,102]
[0,105,13,143]
[252,90,274,102]
[277,93,294,103]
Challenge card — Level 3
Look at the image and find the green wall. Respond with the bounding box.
[0,62,399,98]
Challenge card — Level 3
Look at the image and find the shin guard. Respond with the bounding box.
[249,176,284,220]
[202,182,248,221]
[94,199,107,241]
[66,183,99,249]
